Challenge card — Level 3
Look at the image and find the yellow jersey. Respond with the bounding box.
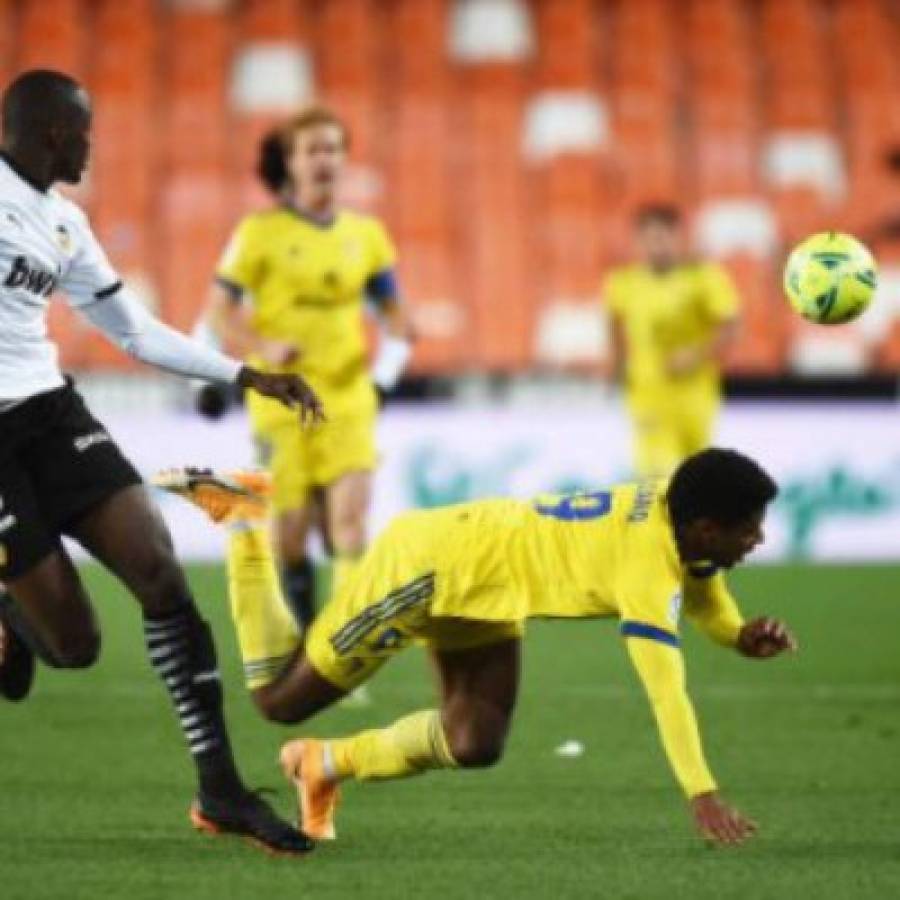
[390,481,744,648]
[603,262,739,399]
[216,206,397,416]
[310,480,747,797]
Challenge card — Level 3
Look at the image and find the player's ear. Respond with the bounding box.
[690,517,720,547]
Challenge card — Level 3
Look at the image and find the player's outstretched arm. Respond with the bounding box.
[78,286,324,423]
[624,634,757,846]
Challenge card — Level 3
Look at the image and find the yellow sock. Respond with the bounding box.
[328,709,458,781]
[331,553,363,598]
[226,522,301,690]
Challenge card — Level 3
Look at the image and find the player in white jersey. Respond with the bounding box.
[0,70,323,855]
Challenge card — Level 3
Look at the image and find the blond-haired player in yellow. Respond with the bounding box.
[205,107,414,631]
[157,448,797,847]
[604,205,740,478]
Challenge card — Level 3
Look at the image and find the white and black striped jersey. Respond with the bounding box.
[0,154,120,401]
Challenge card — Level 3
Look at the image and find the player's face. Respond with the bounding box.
[701,511,766,569]
[288,124,346,204]
[637,220,681,270]
[52,89,92,184]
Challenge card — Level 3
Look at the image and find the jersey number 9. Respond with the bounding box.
[534,491,612,522]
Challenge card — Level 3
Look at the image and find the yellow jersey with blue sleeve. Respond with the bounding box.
[215,206,397,507]
[603,261,739,403]
[305,480,744,797]
[216,206,397,420]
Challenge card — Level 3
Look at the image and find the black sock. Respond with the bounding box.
[0,590,61,667]
[281,559,316,631]
[144,607,245,799]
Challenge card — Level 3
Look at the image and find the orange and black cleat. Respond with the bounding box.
[153,467,271,525]
[190,790,315,857]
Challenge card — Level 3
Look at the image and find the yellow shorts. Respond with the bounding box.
[305,517,524,691]
[253,411,377,512]
[627,389,720,478]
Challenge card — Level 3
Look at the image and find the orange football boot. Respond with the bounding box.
[279,738,340,841]
[153,467,271,524]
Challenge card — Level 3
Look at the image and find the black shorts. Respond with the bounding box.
[0,379,142,579]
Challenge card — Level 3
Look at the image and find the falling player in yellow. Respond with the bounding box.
[205,106,414,630]
[603,205,740,478]
[157,448,797,847]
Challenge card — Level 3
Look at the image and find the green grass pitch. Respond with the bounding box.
[1,563,899,899]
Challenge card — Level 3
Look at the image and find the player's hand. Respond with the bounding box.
[258,339,300,367]
[237,367,325,424]
[737,616,798,659]
[691,791,757,846]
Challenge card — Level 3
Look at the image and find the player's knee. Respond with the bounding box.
[50,626,101,669]
[447,726,507,769]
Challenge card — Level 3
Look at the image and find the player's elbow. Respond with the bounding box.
[251,687,309,725]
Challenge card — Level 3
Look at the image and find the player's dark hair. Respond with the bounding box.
[257,128,290,196]
[1,69,82,139]
[667,448,778,527]
[635,203,681,229]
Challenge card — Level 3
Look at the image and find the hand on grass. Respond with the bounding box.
[691,791,757,846]
[737,617,798,659]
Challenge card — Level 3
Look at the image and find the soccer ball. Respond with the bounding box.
[783,231,878,325]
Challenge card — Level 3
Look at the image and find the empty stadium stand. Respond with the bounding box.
[2,0,899,377]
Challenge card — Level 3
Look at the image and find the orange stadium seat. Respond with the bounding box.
[158,174,233,333]
[535,155,605,295]
[313,0,384,172]
[463,75,535,370]
[6,0,892,378]
[386,0,468,371]
[721,256,787,373]
[398,242,466,374]
[163,12,231,173]
[0,0,16,87]
[534,0,597,89]
[16,0,85,77]
[391,0,449,93]
[239,0,306,42]
[315,0,380,88]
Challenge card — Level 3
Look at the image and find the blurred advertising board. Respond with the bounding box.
[97,401,900,563]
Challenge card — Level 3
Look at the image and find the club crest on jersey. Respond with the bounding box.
[3,256,58,297]
[668,590,683,627]
[55,223,74,254]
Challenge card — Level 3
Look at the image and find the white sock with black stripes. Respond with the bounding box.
[144,607,245,798]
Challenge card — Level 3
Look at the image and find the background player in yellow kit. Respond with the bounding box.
[158,448,797,848]
[206,107,414,629]
[603,206,741,477]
